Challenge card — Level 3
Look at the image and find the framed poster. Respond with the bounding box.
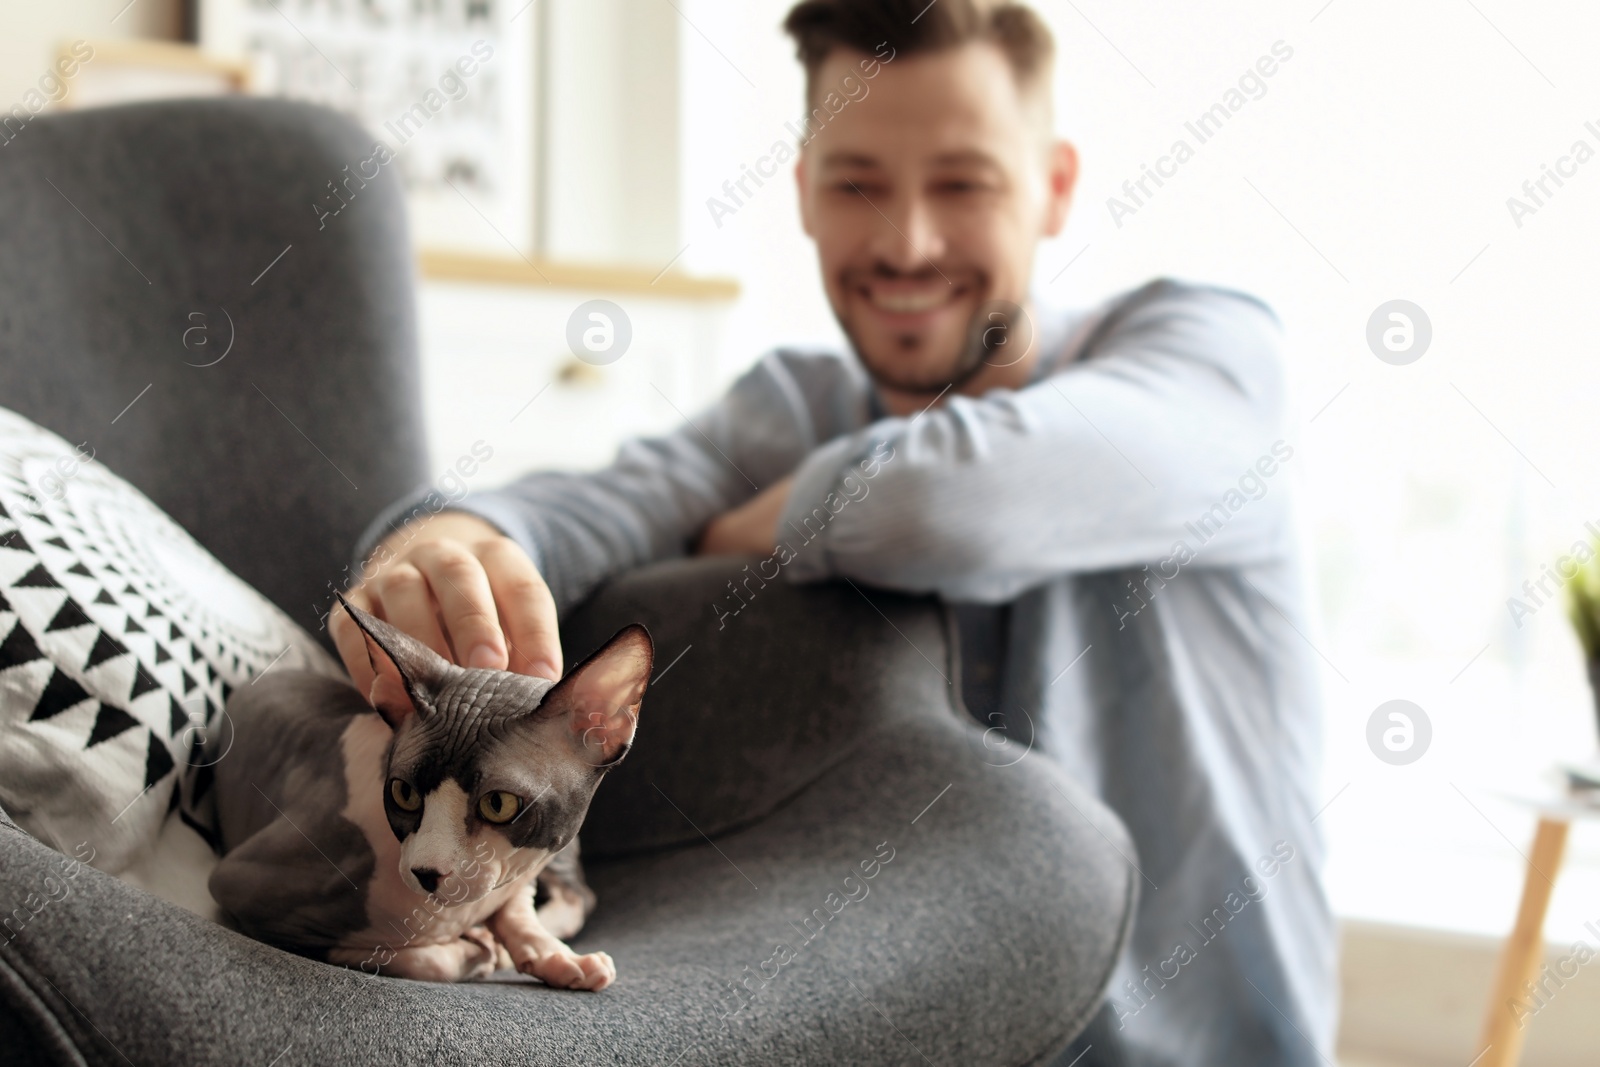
[199,0,539,256]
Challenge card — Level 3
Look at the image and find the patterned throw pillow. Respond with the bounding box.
[0,407,341,874]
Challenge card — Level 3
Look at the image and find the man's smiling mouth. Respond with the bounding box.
[865,288,955,313]
[856,279,970,316]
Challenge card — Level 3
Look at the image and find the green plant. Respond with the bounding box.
[1566,542,1600,662]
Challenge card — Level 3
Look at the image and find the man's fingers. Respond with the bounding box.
[477,537,562,681]
[411,540,507,670]
[373,562,454,661]
[332,517,555,696]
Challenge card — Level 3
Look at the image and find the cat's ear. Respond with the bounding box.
[541,624,653,767]
[334,591,453,731]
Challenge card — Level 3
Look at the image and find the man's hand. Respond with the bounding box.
[331,511,562,696]
[695,476,792,556]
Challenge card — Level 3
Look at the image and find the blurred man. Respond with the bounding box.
[336,1,1335,1062]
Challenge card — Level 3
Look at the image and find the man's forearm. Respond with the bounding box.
[695,475,791,556]
[771,288,1290,601]
[352,358,817,617]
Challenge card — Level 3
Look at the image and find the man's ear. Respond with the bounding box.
[539,624,654,767]
[1041,139,1079,238]
[333,592,454,732]
[795,152,814,237]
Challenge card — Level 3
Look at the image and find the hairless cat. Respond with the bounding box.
[206,592,652,988]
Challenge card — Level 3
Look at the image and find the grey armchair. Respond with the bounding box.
[0,98,1134,1066]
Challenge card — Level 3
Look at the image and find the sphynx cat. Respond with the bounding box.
[206,592,652,988]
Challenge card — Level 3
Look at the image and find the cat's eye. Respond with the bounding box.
[478,791,520,824]
[389,778,422,812]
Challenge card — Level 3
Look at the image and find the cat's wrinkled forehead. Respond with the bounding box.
[391,668,561,762]
[335,591,651,779]
[439,668,556,714]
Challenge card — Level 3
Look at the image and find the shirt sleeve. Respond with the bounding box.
[772,282,1294,603]
[349,351,826,617]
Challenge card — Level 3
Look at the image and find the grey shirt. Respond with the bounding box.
[354,277,1337,1066]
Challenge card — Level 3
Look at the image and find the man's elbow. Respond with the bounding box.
[795,513,1000,597]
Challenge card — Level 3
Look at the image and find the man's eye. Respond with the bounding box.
[478,791,521,824]
[837,181,882,198]
[389,778,422,812]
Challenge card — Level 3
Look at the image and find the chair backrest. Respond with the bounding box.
[0,98,429,641]
[563,555,963,858]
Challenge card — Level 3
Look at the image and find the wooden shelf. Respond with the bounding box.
[57,40,252,109]
[418,249,740,302]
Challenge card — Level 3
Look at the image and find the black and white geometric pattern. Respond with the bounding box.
[0,408,340,874]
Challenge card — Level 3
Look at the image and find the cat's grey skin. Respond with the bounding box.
[206,594,652,987]
[208,671,376,948]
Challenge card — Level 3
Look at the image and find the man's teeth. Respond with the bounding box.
[868,289,951,314]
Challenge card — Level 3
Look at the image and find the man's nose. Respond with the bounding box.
[866,191,946,272]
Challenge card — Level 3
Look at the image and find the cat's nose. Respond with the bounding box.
[411,867,443,894]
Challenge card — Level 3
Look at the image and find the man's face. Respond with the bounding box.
[797,42,1076,396]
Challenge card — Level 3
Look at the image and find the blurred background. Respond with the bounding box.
[6,1,1600,1063]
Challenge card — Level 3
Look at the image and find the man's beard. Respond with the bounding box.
[835,279,1030,398]
[841,316,992,396]
[832,265,992,398]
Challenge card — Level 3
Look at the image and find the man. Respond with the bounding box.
[335,1,1336,1063]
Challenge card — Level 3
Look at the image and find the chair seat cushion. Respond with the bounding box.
[0,697,1133,1066]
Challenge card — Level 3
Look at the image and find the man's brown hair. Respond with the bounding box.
[782,0,1055,109]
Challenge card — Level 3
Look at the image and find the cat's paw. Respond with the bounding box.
[509,940,615,991]
[492,939,514,973]
[362,932,499,983]
[459,926,500,981]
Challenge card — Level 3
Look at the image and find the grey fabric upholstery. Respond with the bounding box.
[573,556,969,858]
[0,98,428,642]
[0,98,1136,1065]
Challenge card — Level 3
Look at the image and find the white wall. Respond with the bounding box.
[1339,919,1600,1067]
[0,0,182,104]
[541,0,681,265]
[679,0,844,382]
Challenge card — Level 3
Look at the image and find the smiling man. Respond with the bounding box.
[338,1,1336,1063]
[787,3,1065,410]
